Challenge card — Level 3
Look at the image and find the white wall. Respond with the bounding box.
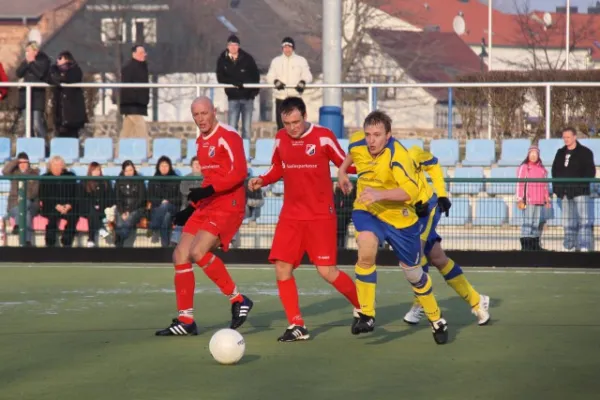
[468,45,590,71]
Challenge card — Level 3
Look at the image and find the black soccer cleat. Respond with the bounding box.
[430,317,449,345]
[351,312,375,335]
[278,325,310,342]
[230,295,253,329]
[155,318,198,336]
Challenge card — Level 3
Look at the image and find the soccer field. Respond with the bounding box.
[1,264,599,400]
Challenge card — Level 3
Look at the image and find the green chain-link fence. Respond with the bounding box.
[1,175,599,251]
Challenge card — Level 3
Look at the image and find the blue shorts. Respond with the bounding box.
[418,197,442,257]
[352,210,422,266]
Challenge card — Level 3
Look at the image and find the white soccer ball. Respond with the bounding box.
[209,328,245,365]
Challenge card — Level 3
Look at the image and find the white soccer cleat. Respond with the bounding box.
[580,247,589,252]
[403,302,424,325]
[472,294,490,326]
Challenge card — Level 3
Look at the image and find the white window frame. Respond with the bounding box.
[131,17,157,44]
[101,18,127,44]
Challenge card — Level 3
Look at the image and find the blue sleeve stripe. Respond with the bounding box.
[421,156,439,166]
[348,139,367,150]
[391,161,418,188]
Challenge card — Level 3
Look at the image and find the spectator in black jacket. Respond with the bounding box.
[216,34,260,139]
[15,41,50,139]
[114,160,146,247]
[48,51,87,138]
[148,156,180,247]
[119,45,149,150]
[334,185,357,249]
[81,162,114,247]
[38,156,80,247]
[551,127,597,252]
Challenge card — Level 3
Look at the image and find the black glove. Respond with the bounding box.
[173,206,195,226]
[187,185,215,203]
[437,197,452,217]
[274,79,285,90]
[295,80,306,94]
[415,200,429,218]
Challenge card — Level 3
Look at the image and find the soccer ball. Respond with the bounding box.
[209,329,245,365]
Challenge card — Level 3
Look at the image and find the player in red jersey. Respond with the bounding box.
[156,96,253,336]
[247,97,361,342]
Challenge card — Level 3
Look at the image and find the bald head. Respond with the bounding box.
[191,96,218,135]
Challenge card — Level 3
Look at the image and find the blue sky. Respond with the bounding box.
[491,0,598,13]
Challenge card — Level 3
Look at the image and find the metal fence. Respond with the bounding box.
[1,175,599,252]
[5,81,600,140]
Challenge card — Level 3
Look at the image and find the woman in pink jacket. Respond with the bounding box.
[516,146,551,250]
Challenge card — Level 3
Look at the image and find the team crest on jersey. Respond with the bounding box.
[208,146,216,157]
[306,144,316,156]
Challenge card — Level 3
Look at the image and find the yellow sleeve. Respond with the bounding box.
[391,143,420,204]
[408,146,448,198]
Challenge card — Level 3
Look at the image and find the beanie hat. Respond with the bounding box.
[17,152,29,161]
[227,34,240,45]
[527,145,540,155]
[281,36,295,49]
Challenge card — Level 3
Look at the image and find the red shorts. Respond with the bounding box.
[182,209,244,252]
[269,218,337,267]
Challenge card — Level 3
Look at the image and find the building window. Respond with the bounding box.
[101,18,126,44]
[131,18,157,44]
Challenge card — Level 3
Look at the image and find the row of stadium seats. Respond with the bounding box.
[2,137,599,167]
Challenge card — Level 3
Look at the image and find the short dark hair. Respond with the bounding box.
[363,110,392,133]
[190,156,198,165]
[561,126,577,136]
[57,50,74,62]
[280,97,306,117]
[131,44,144,53]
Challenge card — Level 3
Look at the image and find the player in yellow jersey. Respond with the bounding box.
[404,146,491,326]
[338,111,449,345]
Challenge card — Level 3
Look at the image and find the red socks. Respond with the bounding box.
[331,271,360,309]
[174,263,195,324]
[197,252,242,304]
[277,277,304,326]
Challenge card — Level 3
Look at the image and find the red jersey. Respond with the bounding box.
[194,122,247,214]
[260,124,347,220]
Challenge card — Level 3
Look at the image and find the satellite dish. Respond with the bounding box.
[543,12,553,26]
[28,28,42,45]
[453,15,466,36]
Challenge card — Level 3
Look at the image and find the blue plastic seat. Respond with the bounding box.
[70,165,88,176]
[0,171,9,194]
[546,198,562,227]
[473,198,507,226]
[438,197,470,226]
[538,139,563,167]
[252,139,275,166]
[398,139,424,150]
[594,198,600,225]
[176,167,192,176]
[0,137,10,162]
[509,201,525,226]
[183,138,198,164]
[115,138,148,164]
[251,166,269,178]
[0,194,8,218]
[149,138,182,163]
[429,139,459,166]
[338,139,350,154]
[497,139,530,166]
[81,138,113,164]
[256,197,283,224]
[48,138,79,163]
[138,166,156,177]
[243,139,251,161]
[579,139,600,166]
[462,139,495,166]
[16,138,45,163]
[486,167,517,195]
[102,166,121,177]
[450,167,484,195]
[271,181,284,195]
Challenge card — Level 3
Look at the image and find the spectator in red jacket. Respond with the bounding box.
[0,62,8,100]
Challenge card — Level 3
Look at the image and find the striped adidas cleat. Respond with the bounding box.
[472,294,491,326]
[155,318,198,336]
[230,295,253,329]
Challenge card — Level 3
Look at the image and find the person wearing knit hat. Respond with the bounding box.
[216,33,260,139]
[267,37,313,129]
[516,145,551,251]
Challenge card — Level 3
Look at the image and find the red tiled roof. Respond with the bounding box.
[368,29,484,101]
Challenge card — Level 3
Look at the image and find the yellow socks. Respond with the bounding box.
[411,272,441,321]
[355,264,377,317]
[439,259,481,308]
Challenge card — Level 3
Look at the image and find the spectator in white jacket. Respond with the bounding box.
[266,37,313,129]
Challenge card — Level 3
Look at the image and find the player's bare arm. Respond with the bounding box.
[338,154,354,194]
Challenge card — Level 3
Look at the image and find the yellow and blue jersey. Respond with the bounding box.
[408,145,447,200]
[348,131,421,229]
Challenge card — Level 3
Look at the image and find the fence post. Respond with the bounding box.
[448,87,453,139]
[25,86,32,138]
[196,85,202,137]
[545,84,551,139]
[18,179,27,246]
[367,85,374,113]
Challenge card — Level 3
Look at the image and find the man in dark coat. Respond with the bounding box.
[48,51,87,138]
[15,41,50,138]
[216,34,260,139]
[119,45,149,142]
